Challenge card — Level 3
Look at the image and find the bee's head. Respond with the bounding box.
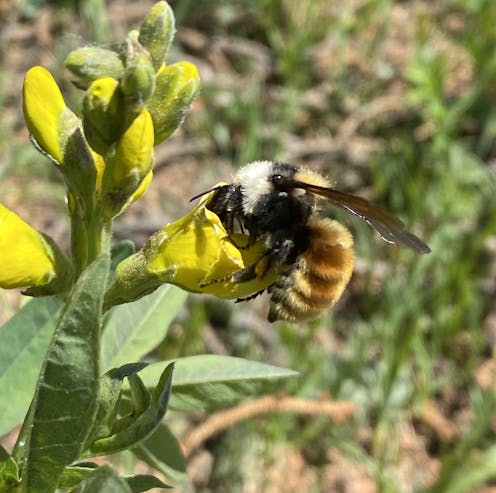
[236,161,301,214]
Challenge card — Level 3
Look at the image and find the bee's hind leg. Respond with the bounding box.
[235,286,273,303]
[199,262,259,288]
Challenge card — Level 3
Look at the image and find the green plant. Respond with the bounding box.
[0,3,297,491]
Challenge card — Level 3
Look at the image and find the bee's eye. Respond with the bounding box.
[272,174,284,184]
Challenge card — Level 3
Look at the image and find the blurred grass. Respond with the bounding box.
[2,0,496,491]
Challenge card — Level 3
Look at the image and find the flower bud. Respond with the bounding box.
[23,67,101,203]
[65,46,125,89]
[146,62,200,144]
[138,1,176,70]
[102,109,154,218]
[121,53,156,110]
[82,77,124,155]
[22,66,79,164]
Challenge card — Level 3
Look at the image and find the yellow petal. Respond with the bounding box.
[112,108,154,186]
[22,66,74,163]
[149,190,277,299]
[91,150,106,194]
[0,205,56,289]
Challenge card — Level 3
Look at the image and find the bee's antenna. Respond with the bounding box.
[189,186,222,202]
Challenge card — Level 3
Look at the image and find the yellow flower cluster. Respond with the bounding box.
[2,1,271,307]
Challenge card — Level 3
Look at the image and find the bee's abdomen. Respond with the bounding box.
[268,218,355,322]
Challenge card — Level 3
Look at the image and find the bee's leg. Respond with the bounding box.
[235,285,274,303]
[199,262,259,288]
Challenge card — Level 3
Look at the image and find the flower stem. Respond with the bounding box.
[70,195,111,277]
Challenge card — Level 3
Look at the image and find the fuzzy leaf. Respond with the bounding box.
[101,284,187,371]
[0,444,19,491]
[0,296,62,435]
[69,465,132,493]
[132,424,188,488]
[136,355,299,411]
[87,362,149,444]
[84,363,174,457]
[17,254,110,493]
[125,474,170,492]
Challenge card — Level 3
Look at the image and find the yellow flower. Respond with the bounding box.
[111,108,154,187]
[0,205,57,289]
[102,109,155,218]
[148,191,276,299]
[22,66,80,164]
[104,188,278,308]
[92,151,106,195]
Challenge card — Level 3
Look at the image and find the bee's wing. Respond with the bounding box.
[293,182,431,254]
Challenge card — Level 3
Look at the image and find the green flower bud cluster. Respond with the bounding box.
[65,0,199,149]
[63,1,200,220]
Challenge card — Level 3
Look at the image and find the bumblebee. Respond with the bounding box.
[193,160,430,322]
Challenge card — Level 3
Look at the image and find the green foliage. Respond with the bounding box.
[132,424,188,487]
[67,465,132,493]
[137,355,299,411]
[0,297,62,435]
[101,284,187,371]
[14,254,110,492]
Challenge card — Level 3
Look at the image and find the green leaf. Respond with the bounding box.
[132,424,188,488]
[0,444,19,491]
[0,296,62,435]
[108,373,151,436]
[125,474,170,492]
[62,462,170,493]
[87,362,148,444]
[69,465,132,493]
[84,363,174,457]
[101,284,187,371]
[17,254,110,493]
[59,463,98,489]
[138,355,300,411]
[62,465,169,492]
[128,372,152,415]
